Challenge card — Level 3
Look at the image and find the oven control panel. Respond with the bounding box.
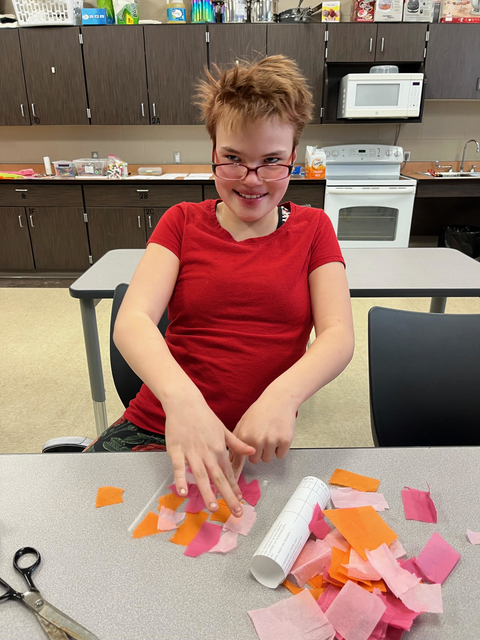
[322,144,403,163]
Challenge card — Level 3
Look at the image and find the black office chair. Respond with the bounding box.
[368,306,480,447]
[43,283,169,452]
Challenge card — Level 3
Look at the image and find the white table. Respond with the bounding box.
[0,448,479,639]
[70,248,480,434]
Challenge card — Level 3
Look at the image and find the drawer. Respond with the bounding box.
[284,185,325,209]
[0,184,83,207]
[83,184,203,207]
[204,184,325,209]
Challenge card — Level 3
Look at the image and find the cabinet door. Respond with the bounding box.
[426,24,480,99]
[19,28,88,125]
[145,208,168,240]
[87,208,147,262]
[208,24,267,67]
[376,24,426,62]
[82,26,149,125]
[145,25,206,125]
[0,31,30,126]
[26,207,90,270]
[326,24,377,63]
[0,209,34,269]
[267,24,326,124]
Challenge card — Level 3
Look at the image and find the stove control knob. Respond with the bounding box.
[385,149,392,157]
[332,150,339,157]
[325,151,330,157]
[394,150,401,157]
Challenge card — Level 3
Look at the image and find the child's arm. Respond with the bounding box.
[231,261,354,476]
[113,243,254,514]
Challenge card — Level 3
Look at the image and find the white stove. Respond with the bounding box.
[323,144,417,249]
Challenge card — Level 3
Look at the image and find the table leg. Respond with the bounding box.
[429,297,447,313]
[79,298,108,435]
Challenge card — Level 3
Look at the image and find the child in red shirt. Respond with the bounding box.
[85,56,354,519]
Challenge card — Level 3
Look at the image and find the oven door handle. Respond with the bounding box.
[325,186,416,195]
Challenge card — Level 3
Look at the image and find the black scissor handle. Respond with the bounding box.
[13,547,41,592]
[0,576,20,603]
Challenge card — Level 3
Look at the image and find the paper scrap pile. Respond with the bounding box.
[132,472,261,558]
[248,468,462,640]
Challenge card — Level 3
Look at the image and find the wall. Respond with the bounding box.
[1,101,480,165]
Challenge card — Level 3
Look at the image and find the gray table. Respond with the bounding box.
[1,448,479,639]
[70,248,480,434]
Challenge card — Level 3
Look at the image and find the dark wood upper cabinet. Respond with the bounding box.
[82,26,149,125]
[19,27,88,125]
[426,24,480,99]
[375,24,426,62]
[208,24,267,68]
[326,24,377,63]
[0,31,30,126]
[267,24,326,124]
[144,25,206,125]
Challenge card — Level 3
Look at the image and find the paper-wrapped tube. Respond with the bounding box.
[250,476,330,588]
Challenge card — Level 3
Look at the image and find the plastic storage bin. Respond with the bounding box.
[12,0,80,26]
[53,161,76,178]
[73,158,107,176]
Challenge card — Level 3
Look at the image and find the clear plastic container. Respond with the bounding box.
[73,158,107,176]
[53,161,76,178]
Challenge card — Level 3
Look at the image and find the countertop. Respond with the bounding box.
[0,163,322,184]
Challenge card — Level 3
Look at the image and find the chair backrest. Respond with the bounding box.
[368,306,480,447]
[109,283,170,408]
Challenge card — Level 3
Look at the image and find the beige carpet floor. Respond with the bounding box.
[1,288,479,454]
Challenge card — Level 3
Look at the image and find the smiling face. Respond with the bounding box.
[213,118,297,228]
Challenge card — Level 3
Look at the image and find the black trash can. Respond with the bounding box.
[438,225,480,260]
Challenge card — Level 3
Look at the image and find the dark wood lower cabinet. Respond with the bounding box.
[26,207,90,270]
[87,208,149,262]
[0,208,34,269]
[145,208,168,241]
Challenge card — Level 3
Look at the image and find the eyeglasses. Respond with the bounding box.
[211,145,295,182]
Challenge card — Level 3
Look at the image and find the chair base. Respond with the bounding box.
[42,436,93,453]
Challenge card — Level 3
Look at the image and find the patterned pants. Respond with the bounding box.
[83,416,167,452]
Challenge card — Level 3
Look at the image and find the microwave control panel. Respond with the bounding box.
[409,81,422,109]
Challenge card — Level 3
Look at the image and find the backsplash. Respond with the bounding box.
[0,100,479,165]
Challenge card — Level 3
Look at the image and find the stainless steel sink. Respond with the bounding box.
[414,171,480,178]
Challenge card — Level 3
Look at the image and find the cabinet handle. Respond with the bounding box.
[15,188,28,192]
[138,215,142,228]
[18,215,24,228]
[20,104,25,118]
[148,214,152,228]
[477,78,480,91]
[29,214,34,227]
[152,103,156,117]
[141,103,145,117]
[381,37,385,52]
[136,189,149,192]
[369,37,373,53]
[31,103,36,117]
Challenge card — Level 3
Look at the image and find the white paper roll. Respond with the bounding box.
[250,476,330,589]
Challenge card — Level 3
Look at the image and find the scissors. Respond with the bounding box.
[0,547,99,640]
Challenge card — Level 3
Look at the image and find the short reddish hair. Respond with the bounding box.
[195,55,314,147]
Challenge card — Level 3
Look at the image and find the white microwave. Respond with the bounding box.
[337,73,424,119]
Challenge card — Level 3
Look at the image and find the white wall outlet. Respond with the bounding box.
[404,151,411,162]
[91,151,99,159]
[173,152,181,164]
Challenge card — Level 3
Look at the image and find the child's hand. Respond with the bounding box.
[165,395,255,516]
[230,391,296,480]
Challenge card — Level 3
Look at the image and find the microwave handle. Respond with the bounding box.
[326,187,416,195]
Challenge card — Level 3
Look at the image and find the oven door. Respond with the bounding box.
[324,185,416,249]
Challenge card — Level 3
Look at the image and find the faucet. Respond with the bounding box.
[459,139,480,173]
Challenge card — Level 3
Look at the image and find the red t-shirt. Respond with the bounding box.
[124,199,345,434]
